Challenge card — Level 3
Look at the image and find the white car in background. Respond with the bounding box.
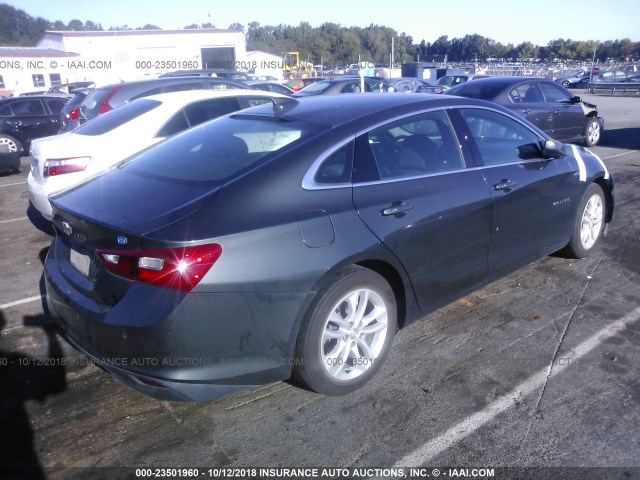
[28,89,286,219]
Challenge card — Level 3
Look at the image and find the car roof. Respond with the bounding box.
[140,88,286,108]
[93,76,246,90]
[234,92,495,129]
[0,94,71,103]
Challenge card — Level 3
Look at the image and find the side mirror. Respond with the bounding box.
[542,139,566,158]
[570,95,582,104]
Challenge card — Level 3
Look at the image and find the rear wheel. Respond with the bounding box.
[0,134,22,154]
[293,266,397,395]
[584,118,601,147]
[565,183,605,258]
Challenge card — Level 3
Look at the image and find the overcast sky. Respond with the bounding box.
[8,0,639,46]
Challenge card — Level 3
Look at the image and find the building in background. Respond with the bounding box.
[1,28,247,96]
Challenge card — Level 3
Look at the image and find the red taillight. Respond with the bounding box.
[69,108,80,120]
[43,157,90,177]
[98,87,119,114]
[96,244,222,292]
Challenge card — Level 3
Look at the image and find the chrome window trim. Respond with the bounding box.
[301,104,547,191]
[353,166,473,188]
[301,136,355,190]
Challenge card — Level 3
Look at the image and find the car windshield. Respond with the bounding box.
[118,115,328,185]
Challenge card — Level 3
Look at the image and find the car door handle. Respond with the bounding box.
[554,110,561,115]
[494,180,516,191]
[382,202,413,216]
[520,109,531,114]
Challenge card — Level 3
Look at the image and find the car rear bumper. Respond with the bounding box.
[27,172,53,219]
[44,242,313,402]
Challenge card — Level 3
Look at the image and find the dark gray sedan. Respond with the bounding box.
[45,94,614,402]
[447,77,603,146]
[295,77,385,95]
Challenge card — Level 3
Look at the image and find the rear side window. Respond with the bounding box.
[0,104,12,116]
[44,98,68,114]
[314,142,354,184]
[361,110,464,180]
[10,100,45,116]
[74,99,161,136]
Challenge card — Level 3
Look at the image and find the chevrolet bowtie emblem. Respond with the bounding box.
[61,221,72,235]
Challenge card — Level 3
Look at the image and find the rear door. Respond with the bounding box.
[352,109,493,309]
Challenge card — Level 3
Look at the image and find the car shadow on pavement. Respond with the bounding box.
[0,256,66,479]
[599,127,640,150]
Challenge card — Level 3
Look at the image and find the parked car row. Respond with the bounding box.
[40,92,614,402]
[1,71,605,169]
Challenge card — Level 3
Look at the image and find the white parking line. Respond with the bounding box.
[0,181,26,188]
[0,216,28,224]
[0,294,44,310]
[390,306,640,468]
[603,151,635,160]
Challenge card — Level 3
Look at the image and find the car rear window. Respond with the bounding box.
[449,81,504,100]
[80,87,116,118]
[120,116,327,185]
[299,81,333,94]
[74,99,162,136]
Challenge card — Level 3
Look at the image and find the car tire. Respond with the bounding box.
[583,118,601,147]
[0,134,22,154]
[564,183,605,259]
[561,80,571,88]
[293,266,397,396]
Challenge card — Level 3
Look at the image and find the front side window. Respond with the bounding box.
[509,82,544,103]
[459,108,543,166]
[540,82,572,102]
[361,110,464,181]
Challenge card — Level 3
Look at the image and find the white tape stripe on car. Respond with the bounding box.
[586,148,611,179]
[570,144,587,182]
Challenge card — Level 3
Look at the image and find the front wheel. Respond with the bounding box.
[564,183,605,258]
[293,266,397,396]
[561,80,571,88]
[584,118,601,147]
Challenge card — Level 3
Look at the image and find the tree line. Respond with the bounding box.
[1,3,638,65]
